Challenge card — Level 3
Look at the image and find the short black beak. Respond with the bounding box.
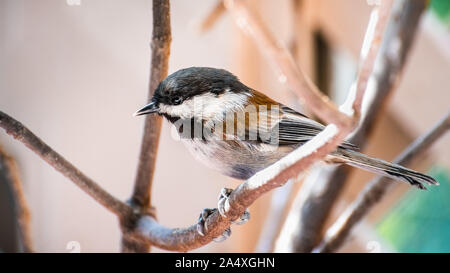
[133,100,160,116]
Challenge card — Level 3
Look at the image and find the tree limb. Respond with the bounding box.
[131,0,391,252]
[0,146,33,252]
[123,0,172,253]
[275,0,428,253]
[351,0,393,119]
[134,125,349,251]
[254,179,295,252]
[199,1,226,34]
[314,111,450,253]
[0,0,427,253]
[224,0,354,128]
[130,0,171,215]
[0,111,132,218]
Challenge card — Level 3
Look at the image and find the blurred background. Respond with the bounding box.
[0,0,449,252]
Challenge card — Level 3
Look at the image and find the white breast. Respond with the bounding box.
[180,136,295,180]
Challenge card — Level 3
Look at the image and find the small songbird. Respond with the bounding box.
[135,67,437,238]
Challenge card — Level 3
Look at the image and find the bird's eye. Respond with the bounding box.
[171,96,182,105]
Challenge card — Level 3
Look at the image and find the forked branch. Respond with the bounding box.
[275,0,427,253]
[132,0,388,252]
[314,111,450,253]
[0,111,132,218]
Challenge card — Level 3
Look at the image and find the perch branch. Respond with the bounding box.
[0,146,33,252]
[134,125,347,251]
[254,179,295,252]
[314,111,450,253]
[0,111,132,218]
[0,0,423,253]
[133,0,390,252]
[259,0,393,252]
[224,0,354,128]
[274,0,427,253]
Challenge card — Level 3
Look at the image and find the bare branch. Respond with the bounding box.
[0,111,132,218]
[199,1,226,33]
[0,0,426,254]
[254,180,295,252]
[254,1,393,252]
[351,0,393,119]
[123,0,172,253]
[131,0,171,213]
[314,111,450,253]
[134,126,344,251]
[275,0,426,252]
[133,0,390,252]
[224,0,354,128]
[0,146,33,252]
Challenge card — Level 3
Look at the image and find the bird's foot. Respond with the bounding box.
[217,188,250,225]
[197,208,231,242]
[195,188,250,242]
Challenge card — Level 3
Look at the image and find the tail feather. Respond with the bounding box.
[331,149,438,190]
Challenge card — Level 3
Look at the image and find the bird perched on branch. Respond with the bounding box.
[135,67,438,239]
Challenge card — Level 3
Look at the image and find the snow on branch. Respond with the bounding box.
[314,111,450,253]
[132,0,391,251]
[275,0,427,253]
[0,0,423,253]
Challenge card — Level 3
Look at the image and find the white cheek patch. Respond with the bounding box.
[159,91,250,121]
[159,100,195,119]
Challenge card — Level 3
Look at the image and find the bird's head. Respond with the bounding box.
[134,67,252,122]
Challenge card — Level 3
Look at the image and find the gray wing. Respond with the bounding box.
[271,106,358,150]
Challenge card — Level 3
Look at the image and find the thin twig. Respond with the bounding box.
[199,1,226,33]
[275,0,428,253]
[254,180,295,252]
[123,0,172,253]
[224,0,354,128]
[134,125,349,251]
[254,1,392,252]
[133,0,387,252]
[138,0,361,251]
[0,146,33,252]
[0,111,132,218]
[314,111,450,253]
[0,0,426,253]
[131,0,171,214]
[351,0,393,119]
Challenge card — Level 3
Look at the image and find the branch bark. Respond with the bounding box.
[0,0,429,253]
[122,0,172,253]
[0,146,33,252]
[130,0,171,214]
[351,0,393,119]
[131,0,389,252]
[0,111,132,218]
[133,125,348,251]
[224,0,354,128]
[275,0,427,252]
[314,111,450,253]
[254,179,295,252]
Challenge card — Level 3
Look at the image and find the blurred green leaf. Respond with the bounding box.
[430,0,450,23]
[377,166,450,253]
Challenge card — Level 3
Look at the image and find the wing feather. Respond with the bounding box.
[244,104,358,150]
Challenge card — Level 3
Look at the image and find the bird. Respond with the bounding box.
[134,67,438,239]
